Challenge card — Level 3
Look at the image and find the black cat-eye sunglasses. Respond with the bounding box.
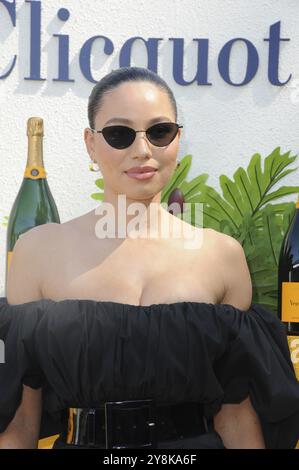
[89,122,183,149]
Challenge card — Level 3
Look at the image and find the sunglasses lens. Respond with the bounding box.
[101,123,180,149]
[147,123,178,147]
[102,126,135,149]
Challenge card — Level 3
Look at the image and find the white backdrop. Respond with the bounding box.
[1,0,299,295]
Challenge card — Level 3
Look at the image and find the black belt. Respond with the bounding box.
[59,399,213,449]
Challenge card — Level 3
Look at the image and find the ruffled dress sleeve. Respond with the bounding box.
[210,303,299,449]
[0,296,298,449]
[0,297,46,432]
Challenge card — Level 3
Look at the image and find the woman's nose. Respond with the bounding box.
[132,131,152,155]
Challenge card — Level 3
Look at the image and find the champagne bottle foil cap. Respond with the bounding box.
[27,117,44,137]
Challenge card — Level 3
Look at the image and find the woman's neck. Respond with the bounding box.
[93,193,168,240]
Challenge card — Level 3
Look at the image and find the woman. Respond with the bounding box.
[0,66,298,449]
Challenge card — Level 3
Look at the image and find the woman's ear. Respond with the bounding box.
[84,128,95,159]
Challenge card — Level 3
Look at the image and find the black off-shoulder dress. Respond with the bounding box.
[0,297,298,449]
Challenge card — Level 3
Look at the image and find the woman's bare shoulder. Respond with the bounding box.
[204,229,252,310]
[202,227,243,252]
[21,210,90,244]
[7,223,64,305]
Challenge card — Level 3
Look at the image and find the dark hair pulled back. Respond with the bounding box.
[88,66,178,129]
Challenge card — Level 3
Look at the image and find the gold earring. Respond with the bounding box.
[89,160,100,172]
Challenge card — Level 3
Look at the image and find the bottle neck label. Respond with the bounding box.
[24,165,47,179]
[26,135,45,178]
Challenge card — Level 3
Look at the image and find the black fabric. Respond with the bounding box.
[0,297,298,448]
[52,431,226,449]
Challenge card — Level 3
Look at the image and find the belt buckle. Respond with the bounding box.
[104,399,157,449]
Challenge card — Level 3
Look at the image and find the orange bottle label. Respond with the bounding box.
[287,336,299,380]
[281,282,299,322]
[38,434,59,449]
[7,251,13,274]
[287,335,299,449]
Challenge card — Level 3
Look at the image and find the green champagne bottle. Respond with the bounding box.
[5,117,60,291]
[277,196,299,449]
[278,196,299,335]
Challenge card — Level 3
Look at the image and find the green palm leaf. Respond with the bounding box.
[91,192,104,201]
[1,216,9,227]
[161,154,192,202]
[95,178,104,190]
[201,147,299,234]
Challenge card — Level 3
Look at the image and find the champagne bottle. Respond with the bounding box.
[278,197,299,391]
[5,117,60,292]
[278,197,299,334]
